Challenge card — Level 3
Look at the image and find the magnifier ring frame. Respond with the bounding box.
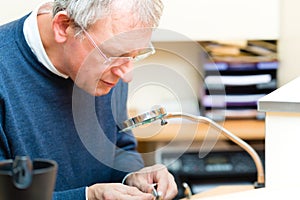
[121,107,167,132]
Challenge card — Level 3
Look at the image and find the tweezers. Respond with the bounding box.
[152,183,162,200]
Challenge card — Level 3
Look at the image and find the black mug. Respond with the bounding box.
[0,156,57,200]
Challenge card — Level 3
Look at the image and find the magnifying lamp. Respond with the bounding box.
[121,106,265,189]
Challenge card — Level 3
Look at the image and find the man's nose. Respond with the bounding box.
[111,60,134,82]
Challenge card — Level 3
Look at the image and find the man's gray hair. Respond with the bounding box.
[53,0,163,31]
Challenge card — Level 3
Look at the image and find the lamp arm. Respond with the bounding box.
[164,112,265,188]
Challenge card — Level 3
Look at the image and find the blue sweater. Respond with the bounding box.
[0,15,144,199]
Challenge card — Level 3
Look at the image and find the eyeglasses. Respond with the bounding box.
[81,27,155,66]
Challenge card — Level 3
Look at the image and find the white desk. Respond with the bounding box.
[258,76,300,188]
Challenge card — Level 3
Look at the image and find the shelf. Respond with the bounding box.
[133,119,265,142]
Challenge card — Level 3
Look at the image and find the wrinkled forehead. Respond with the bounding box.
[100,28,154,55]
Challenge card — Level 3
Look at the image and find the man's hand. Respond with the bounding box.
[124,164,178,200]
[88,183,154,200]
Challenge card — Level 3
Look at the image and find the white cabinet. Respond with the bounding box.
[157,0,279,41]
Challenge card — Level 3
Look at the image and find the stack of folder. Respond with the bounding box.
[200,40,278,120]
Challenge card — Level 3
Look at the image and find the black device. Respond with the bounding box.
[160,149,265,199]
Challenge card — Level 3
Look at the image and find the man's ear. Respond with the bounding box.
[52,11,71,43]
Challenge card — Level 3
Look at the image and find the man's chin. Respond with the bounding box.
[76,81,113,96]
[93,87,111,96]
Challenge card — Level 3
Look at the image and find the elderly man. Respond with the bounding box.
[0,0,178,199]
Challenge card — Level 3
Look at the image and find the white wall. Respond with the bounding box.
[277,0,300,86]
[128,41,204,115]
[158,0,279,41]
[0,0,44,25]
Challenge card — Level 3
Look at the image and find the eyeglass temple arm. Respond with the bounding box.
[81,28,109,60]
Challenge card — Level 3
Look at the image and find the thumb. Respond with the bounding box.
[136,182,156,194]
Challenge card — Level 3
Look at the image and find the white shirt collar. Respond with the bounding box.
[23,1,69,79]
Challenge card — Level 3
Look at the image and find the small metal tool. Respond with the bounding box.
[182,182,192,199]
[151,183,162,200]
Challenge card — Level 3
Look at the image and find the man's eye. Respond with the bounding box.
[120,51,136,58]
[117,52,129,57]
[105,51,131,58]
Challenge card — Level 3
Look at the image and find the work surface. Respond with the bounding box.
[180,185,299,200]
[181,185,253,199]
